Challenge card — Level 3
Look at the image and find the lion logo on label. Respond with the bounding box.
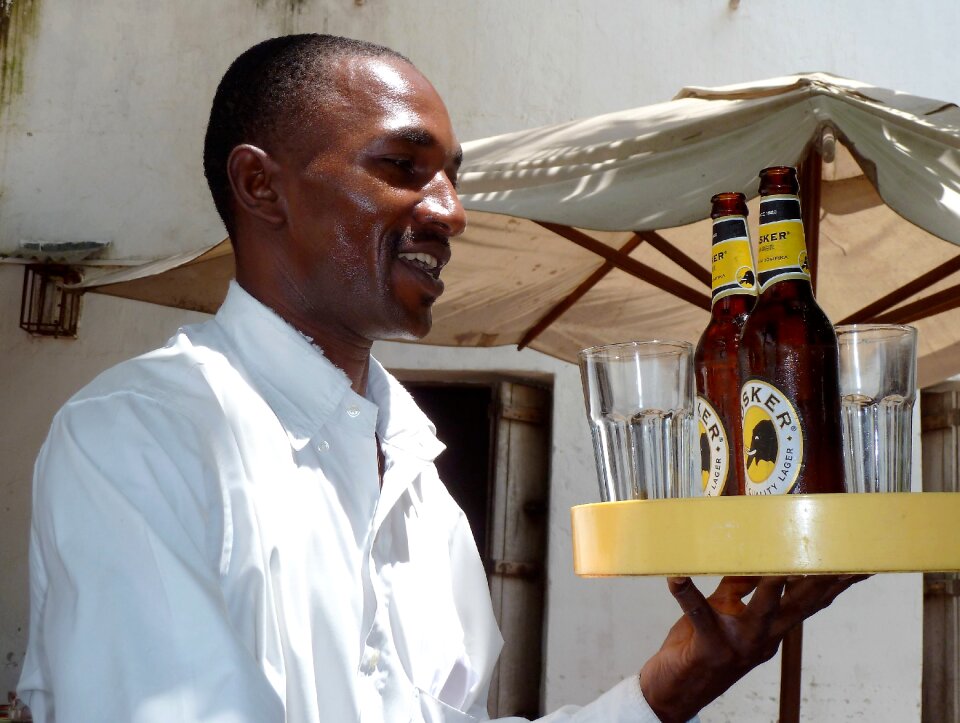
[743,410,777,482]
[740,380,804,495]
[699,431,710,488]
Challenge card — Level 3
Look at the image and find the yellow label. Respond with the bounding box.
[712,239,757,303]
[756,194,811,291]
[740,379,804,495]
[711,215,757,304]
[697,395,729,496]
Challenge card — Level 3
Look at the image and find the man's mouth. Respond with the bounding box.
[398,251,441,278]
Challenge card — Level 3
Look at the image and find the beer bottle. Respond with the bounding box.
[738,166,846,494]
[695,192,757,496]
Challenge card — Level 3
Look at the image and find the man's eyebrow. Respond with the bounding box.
[387,129,463,168]
[388,127,437,147]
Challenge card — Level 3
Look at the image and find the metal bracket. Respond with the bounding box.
[20,264,83,338]
[924,574,960,598]
[500,404,547,425]
[488,559,541,580]
[922,408,960,432]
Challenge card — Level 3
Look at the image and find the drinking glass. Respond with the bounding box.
[578,340,697,501]
[836,324,918,493]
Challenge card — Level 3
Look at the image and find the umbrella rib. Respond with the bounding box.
[637,230,711,287]
[839,254,960,324]
[870,281,960,325]
[517,233,646,350]
[534,221,712,311]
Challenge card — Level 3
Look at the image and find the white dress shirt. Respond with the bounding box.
[19,281,661,722]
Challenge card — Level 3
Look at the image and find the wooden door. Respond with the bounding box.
[921,382,960,723]
[486,382,552,719]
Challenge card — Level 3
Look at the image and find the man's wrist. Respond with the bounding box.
[638,671,699,723]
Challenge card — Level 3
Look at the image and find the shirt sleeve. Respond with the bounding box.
[494,677,697,723]
[423,675,696,723]
[527,677,680,723]
[17,392,284,723]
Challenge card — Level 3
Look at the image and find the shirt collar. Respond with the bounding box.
[212,281,444,460]
[366,357,445,462]
[213,281,352,448]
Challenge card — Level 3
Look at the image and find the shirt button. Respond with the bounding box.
[362,650,380,674]
[346,405,361,418]
[317,440,330,452]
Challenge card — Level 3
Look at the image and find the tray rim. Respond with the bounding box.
[571,492,960,577]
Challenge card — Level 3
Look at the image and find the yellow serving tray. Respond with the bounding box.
[571,493,960,576]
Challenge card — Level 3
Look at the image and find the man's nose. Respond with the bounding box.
[415,173,467,237]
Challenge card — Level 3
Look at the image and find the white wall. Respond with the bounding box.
[2,0,951,717]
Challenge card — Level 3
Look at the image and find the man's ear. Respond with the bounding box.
[227,144,287,227]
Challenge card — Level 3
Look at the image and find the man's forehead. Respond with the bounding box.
[331,54,449,125]
[286,53,458,163]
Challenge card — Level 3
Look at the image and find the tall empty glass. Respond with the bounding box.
[837,324,918,493]
[578,340,697,501]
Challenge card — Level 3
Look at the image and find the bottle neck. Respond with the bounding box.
[756,193,812,293]
[710,213,758,304]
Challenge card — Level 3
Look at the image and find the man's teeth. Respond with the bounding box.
[398,252,439,269]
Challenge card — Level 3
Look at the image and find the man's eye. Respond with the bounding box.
[387,157,415,173]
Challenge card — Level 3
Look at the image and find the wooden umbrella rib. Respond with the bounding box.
[637,230,712,287]
[871,282,960,325]
[839,254,960,324]
[517,234,646,350]
[534,221,712,311]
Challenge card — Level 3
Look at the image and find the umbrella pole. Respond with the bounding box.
[776,147,823,723]
[778,625,804,723]
[799,146,823,294]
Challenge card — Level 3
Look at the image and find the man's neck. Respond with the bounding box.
[317,337,371,397]
[235,277,373,396]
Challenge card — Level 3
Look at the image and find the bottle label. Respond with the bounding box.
[756,195,811,291]
[711,215,758,304]
[696,395,729,496]
[740,379,804,494]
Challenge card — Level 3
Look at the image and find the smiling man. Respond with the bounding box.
[19,35,858,723]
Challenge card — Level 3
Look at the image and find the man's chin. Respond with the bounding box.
[380,312,433,342]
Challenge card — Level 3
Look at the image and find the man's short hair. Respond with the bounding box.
[203,34,410,238]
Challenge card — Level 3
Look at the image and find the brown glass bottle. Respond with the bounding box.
[738,166,845,494]
[695,192,757,496]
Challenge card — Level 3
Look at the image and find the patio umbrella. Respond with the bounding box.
[76,73,960,388]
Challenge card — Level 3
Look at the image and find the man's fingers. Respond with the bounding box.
[743,576,788,618]
[667,577,722,637]
[710,576,761,602]
[771,574,870,638]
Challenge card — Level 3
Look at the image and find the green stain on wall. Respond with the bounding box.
[0,0,42,110]
[255,0,310,13]
[253,0,310,35]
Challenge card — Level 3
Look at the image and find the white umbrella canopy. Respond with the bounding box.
[80,73,960,386]
[430,73,960,388]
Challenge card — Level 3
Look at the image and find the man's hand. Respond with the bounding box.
[638,574,866,723]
